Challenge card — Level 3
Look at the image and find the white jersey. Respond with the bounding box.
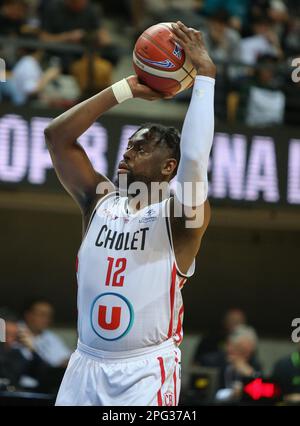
[76,192,195,352]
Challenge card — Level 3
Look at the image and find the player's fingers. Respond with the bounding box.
[149,95,164,101]
[171,23,190,44]
[176,21,194,40]
[144,89,165,100]
[146,88,164,98]
[195,30,205,45]
[170,33,184,48]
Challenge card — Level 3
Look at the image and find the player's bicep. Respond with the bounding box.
[169,197,211,265]
[47,141,114,212]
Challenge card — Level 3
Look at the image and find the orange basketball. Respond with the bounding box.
[133,23,196,96]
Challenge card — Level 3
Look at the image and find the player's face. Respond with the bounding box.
[117,128,172,187]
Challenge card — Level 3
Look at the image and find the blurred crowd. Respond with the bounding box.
[0,0,299,124]
[0,302,299,405]
[190,308,300,405]
[0,300,70,395]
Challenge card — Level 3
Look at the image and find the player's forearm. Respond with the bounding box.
[175,76,215,206]
[44,86,118,146]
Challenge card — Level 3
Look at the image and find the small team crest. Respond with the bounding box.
[164,392,174,406]
[90,293,134,341]
[173,43,183,60]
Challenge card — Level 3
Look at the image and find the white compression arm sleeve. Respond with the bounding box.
[175,75,215,207]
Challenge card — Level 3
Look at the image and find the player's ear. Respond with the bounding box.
[161,158,177,177]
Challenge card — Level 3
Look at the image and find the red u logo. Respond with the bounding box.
[98,305,121,330]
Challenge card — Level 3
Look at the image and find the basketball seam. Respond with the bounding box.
[179,73,193,84]
[141,32,193,76]
[134,66,182,90]
[158,23,196,78]
[134,57,192,89]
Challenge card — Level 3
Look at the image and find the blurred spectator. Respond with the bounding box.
[250,0,289,35]
[200,0,251,32]
[268,0,289,38]
[199,325,262,401]
[20,299,71,368]
[130,0,205,35]
[0,0,28,36]
[194,308,247,363]
[228,54,285,127]
[250,0,272,22]
[284,77,300,126]
[202,11,241,63]
[242,1,289,54]
[0,308,26,389]
[237,17,283,66]
[0,41,61,105]
[39,0,118,93]
[40,1,119,64]
[0,307,51,391]
[271,344,300,402]
[22,0,47,31]
[244,54,285,127]
[284,16,300,56]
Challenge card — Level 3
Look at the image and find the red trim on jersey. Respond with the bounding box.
[167,264,177,338]
[75,256,79,273]
[175,305,184,345]
[157,356,166,406]
[179,277,186,289]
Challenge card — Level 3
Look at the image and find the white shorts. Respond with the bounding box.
[55,339,181,406]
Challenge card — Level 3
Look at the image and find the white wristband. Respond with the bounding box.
[111,79,133,104]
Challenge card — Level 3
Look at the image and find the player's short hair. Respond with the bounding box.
[131,123,181,177]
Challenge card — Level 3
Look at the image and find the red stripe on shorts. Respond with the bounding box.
[157,356,166,406]
[173,368,177,405]
[167,264,177,338]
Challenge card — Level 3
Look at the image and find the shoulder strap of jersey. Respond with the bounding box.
[83,191,118,239]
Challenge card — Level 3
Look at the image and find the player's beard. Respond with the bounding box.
[115,172,152,196]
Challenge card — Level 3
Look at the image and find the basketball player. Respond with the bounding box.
[45,22,216,406]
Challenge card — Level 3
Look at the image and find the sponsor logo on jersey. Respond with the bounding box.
[138,55,176,69]
[90,293,134,341]
[139,207,158,224]
[173,43,183,60]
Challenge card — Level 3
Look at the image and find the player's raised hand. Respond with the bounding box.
[126,75,172,101]
[171,21,216,78]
